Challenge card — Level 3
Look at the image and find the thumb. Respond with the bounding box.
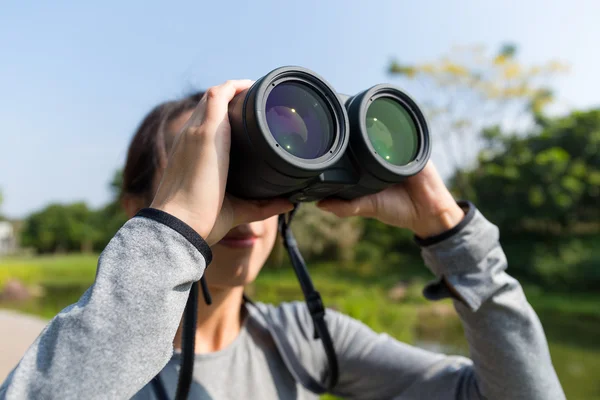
[317,195,377,218]
[232,197,294,226]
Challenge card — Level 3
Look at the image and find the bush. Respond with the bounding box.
[500,234,600,291]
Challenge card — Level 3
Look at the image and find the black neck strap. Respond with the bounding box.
[278,204,339,391]
[153,280,204,400]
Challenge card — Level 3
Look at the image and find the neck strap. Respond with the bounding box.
[277,204,339,391]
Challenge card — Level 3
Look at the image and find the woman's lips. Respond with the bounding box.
[217,236,258,248]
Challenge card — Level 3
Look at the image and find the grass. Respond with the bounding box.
[2,254,600,399]
[251,262,431,344]
[0,253,448,348]
[2,253,599,326]
[0,253,98,288]
[523,284,600,318]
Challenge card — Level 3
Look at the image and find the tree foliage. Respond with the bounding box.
[388,43,569,196]
[449,108,600,290]
[285,203,363,263]
[94,169,128,250]
[21,203,98,253]
[20,170,128,253]
[464,109,600,234]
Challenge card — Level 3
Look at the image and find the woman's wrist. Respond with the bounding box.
[413,202,465,239]
[151,202,213,240]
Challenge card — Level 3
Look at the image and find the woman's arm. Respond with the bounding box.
[323,203,565,399]
[317,163,565,399]
[0,215,208,399]
[1,80,291,400]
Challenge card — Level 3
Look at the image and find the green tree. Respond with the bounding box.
[464,109,600,234]
[20,170,128,254]
[274,203,363,265]
[92,169,128,251]
[21,202,99,253]
[456,109,600,289]
[388,43,569,198]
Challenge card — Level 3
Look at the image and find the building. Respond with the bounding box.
[0,221,16,255]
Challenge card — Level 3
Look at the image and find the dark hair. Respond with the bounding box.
[122,92,204,204]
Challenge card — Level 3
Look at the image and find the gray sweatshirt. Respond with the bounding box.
[0,203,565,399]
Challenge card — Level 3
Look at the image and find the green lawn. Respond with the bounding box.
[0,253,98,288]
[2,253,598,317]
[1,253,599,399]
[0,254,432,342]
[2,253,599,331]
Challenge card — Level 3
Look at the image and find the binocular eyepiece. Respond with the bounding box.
[227,66,431,202]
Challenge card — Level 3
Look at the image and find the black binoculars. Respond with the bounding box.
[227,66,431,202]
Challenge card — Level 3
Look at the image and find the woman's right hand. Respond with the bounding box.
[150,80,294,245]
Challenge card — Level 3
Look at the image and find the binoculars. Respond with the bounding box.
[227,66,431,202]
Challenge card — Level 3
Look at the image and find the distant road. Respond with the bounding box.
[0,310,47,382]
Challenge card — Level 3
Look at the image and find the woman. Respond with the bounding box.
[0,80,565,400]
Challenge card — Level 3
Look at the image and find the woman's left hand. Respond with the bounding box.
[316,162,465,238]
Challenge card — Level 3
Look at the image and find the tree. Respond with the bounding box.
[21,202,99,253]
[453,109,600,290]
[92,169,128,251]
[463,109,600,234]
[279,203,363,264]
[388,43,569,198]
[20,170,129,254]
[109,169,123,197]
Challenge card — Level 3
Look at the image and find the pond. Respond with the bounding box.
[416,306,600,400]
[3,283,599,400]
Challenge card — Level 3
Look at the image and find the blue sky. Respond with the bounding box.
[1,0,599,218]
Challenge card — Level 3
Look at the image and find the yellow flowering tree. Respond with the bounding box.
[388,43,568,197]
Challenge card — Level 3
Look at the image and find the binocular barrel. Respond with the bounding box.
[227,66,431,202]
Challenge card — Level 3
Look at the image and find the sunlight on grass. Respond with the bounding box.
[1,254,600,399]
[0,254,98,288]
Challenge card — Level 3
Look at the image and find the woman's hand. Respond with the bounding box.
[151,80,293,245]
[317,162,464,238]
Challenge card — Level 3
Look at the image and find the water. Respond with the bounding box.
[416,308,600,400]
[3,283,599,399]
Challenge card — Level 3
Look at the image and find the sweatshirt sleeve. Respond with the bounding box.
[323,203,565,400]
[0,211,210,400]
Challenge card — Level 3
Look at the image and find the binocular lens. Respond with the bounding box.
[366,98,418,166]
[227,66,430,202]
[266,82,335,159]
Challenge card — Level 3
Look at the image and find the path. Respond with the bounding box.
[0,310,47,382]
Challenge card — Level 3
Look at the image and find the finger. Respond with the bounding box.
[316,195,377,218]
[405,161,440,187]
[232,198,294,225]
[202,79,254,128]
[404,161,451,203]
[254,199,295,220]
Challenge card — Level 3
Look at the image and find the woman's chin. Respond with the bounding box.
[217,237,257,249]
[210,247,256,278]
[205,262,259,288]
[208,234,272,287]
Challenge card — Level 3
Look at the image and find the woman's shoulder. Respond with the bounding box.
[248,301,332,379]
[248,300,383,372]
[249,300,367,342]
[250,300,315,339]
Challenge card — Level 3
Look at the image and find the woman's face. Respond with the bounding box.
[161,110,279,288]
